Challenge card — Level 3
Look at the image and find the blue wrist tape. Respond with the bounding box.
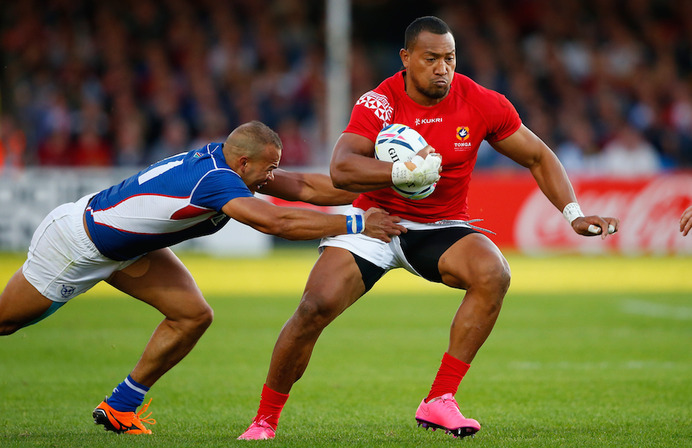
[346,215,364,234]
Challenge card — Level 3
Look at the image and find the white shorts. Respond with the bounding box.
[319,206,480,277]
[22,194,139,303]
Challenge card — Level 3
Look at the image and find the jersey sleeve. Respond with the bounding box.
[343,90,393,142]
[484,92,522,143]
[192,169,253,212]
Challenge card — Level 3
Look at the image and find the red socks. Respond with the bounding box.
[254,384,289,430]
[425,352,470,403]
[254,355,467,428]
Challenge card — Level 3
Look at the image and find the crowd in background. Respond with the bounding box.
[1,0,691,176]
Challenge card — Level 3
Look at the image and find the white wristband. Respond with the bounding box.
[562,202,584,224]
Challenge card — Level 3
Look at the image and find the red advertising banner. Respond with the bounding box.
[468,172,692,254]
[268,172,692,254]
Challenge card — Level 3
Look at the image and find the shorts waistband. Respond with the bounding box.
[73,194,100,257]
[82,195,95,242]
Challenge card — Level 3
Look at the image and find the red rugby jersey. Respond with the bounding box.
[345,71,521,222]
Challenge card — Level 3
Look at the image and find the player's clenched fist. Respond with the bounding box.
[392,151,442,189]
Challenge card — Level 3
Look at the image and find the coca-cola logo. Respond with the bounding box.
[514,175,692,254]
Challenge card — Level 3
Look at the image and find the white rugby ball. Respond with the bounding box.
[374,123,435,200]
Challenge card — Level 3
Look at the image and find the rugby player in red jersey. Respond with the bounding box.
[240,16,618,440]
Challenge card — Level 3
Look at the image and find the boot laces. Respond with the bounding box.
[135,398,157,426]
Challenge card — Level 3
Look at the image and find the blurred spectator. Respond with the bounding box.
[556,117,603,175]
[276,117,311,167]
[0,114,26,170]
[71,126,112,167]
[669,81,692,150]
[189,113,229,150]
[37,129,72,166]
[146,116,190,164]
[114,117,147,167]
[600,124,663,176]
[0,0,691,173]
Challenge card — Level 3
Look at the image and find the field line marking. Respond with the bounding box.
[620,299,692,320]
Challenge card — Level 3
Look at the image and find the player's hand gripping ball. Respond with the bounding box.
[375,124,438,200]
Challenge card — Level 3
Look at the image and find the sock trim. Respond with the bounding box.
[124,376,149,396]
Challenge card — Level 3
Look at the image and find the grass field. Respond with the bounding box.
[1,248,691,447]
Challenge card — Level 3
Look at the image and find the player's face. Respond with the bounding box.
[243,144,281,193]
[400,31,456,105]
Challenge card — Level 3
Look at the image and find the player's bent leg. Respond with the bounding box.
[0,269,55,335]
[265,247,366,394]
[106,248,214,387]
[239,248,366,440]
[438,233,510,363]
[97,248,212,434]
[415,233,509,438]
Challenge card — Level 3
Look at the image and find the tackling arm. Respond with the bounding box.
[491,124,618,237]
[259,169,358,206]
[222,196,405,242]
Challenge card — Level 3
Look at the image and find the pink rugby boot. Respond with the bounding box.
[415,393,480,438]
[237,418,276,440]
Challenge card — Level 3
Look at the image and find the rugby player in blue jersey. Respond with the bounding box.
[0,121,408,434]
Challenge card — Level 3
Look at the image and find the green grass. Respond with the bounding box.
[1,249,691,447]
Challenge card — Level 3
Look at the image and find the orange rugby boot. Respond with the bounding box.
[93,397,156,434]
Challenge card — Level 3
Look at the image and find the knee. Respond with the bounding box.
[193,302,214,331]
[176,299,214,334]
[294,293,341,332]
[473,257,511,300]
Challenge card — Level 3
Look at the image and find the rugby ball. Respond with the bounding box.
[375,123,435,200]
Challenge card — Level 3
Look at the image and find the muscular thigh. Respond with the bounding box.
[107,248,207,319]
[399,227,480,283]
[302,247,369,315]
[0,269,55,330]
[437,233,509,290]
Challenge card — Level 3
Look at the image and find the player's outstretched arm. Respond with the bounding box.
[491,124,619,239]
[222,196,405,242]
[259,169,358,206]
[680,205,692,236]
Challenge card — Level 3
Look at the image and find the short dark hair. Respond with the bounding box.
[404,16,451,50]
[224,121,282,159]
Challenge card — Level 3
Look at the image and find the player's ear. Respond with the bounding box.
[238,155,249,172]
[400,48,409,68]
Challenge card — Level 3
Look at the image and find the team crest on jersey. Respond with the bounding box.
[60,285,76,299]
[193,152,203,158]
[456,126,470,141]
[356,91,393,124]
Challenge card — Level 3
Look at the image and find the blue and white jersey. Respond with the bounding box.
[85,143,254,260]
